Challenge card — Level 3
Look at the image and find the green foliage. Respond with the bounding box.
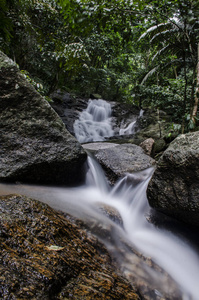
[137,76,192,121]
[0,0,15,49]
[0,0,198,133]
[137,0,199,128]
[20,70,47,95]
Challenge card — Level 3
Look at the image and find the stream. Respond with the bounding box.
[1,99,199,299]
[1,155,199,299]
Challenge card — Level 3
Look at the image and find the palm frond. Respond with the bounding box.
[141,65,160,85]
[169,19,184,31]
[150,29,178,43]
[138,23,167,41]
[141,58,183,85]
[152,44,171,62]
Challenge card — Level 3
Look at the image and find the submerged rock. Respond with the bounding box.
[97,203,123,227]
[95,144,155,184]
[0,194,140,300]
[147,132,199,227]
[0,51,86,185]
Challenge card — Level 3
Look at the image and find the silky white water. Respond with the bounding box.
[119,120,136,135]
[1,155,199,299]
[74,99,144,143]
[74,99,113,143]
[119,109,144,135]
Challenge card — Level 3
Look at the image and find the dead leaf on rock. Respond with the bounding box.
[46,245,64,251]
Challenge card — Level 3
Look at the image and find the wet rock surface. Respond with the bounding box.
[0,52,86,185]
[139,138,155,156]
[0,194,140,300]
[96,203,123,227]
[50,90,89,135]
[82,142,119,153]
[147,131,199,227]
[95,144,156,184]
[110,102,140,135]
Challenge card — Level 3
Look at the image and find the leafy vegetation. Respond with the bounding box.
[0,0,199,132]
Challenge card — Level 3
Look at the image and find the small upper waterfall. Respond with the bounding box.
[119,108,144,135]
[74,99,113,143]
[74,99,144,143]
[119,120,137,135]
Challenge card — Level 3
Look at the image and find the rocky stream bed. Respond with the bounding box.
[1,50,199,299]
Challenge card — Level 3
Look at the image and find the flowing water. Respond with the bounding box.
[1,156,199,299]
[119,109,144,135]
[1,99,199,298]
[74,98,143,143]
[74,99,113,143]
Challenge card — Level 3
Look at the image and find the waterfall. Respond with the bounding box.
[119,108,144,135]
[119,120,136,135]
[74,99,144,143]
[0,98,198,298]
[1,155,199,299]
[74,99,113,143]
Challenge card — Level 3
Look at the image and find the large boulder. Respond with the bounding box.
[147,132,199,227]
[0,194,140,299]
[95,144,155,184]
[0,51,87,185]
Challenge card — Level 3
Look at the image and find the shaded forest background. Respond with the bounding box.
[1,0,199,133]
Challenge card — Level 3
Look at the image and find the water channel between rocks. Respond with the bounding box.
[1,99,199,299]
[0,155,199,299]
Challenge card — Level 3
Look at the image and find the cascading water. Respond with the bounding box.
[74,99,113,143]
[119,108,144,135]
[1,155,199,299]
[119,120,137,135]
[74,99,144,143]
[1,100,198,298]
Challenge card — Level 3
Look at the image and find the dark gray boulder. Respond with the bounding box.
[95,144,155,184]
[0,51,87,185]
[147,132,199,227]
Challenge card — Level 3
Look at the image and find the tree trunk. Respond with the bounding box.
[173,67,177,79]
[192,43,199,120]
[190,67,196,115]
